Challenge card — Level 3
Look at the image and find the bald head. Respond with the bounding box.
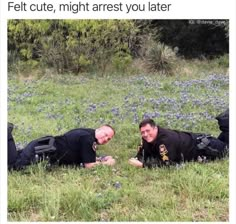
[95,125,115,145]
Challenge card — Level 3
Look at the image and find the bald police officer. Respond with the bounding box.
[129,113,229,168]
[8,124,115,170]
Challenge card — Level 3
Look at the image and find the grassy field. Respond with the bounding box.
[8,70,229,221]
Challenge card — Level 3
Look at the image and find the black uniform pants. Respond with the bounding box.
[194,134,228,160]
[8,135,39,170]
[195,109,230,160]
[8,127,18,170]
[8,127,56,170]
[216,109,229,145]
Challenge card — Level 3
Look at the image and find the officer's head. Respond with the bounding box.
[139,118,158,143]
[95,125,115,145]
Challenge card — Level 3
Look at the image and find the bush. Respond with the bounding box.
[215,54,229,68]
[111,52,132,73]
[144,39,177,75]
[137,20,229,58]
[8,20,139,75]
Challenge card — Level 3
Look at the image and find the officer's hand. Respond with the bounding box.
[101,155,113,161]
[128,158,143,168]
[103,157,116,166]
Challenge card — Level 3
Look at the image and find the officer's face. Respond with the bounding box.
[96,126,115,145]
[140,124,158,143]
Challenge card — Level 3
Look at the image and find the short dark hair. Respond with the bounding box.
[139,118,156,129]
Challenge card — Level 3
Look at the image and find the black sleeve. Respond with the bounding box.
[135,141,152,167]
[79,137,96,163]
[158,141,178,163]
[135,144,144,161]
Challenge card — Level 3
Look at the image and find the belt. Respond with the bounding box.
[195,134,211,150]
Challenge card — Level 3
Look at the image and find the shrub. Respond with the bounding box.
[111,52,132,73]
[138,20,229,58]
[39,31,68,73]
[13,60,39,77]
[144,39,177,75]
[8,20,139,75]
[215,54,229,68]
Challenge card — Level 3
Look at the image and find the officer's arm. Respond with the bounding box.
[84,156,116,168]
[84,162,96,168]
[128,158,143,168]
[128,142,144,168]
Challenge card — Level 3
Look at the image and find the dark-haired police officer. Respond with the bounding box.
[8,124,116,170]
[129,111,229,168]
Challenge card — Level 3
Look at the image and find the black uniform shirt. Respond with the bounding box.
[54,128,97,165]
[136,126,198,166]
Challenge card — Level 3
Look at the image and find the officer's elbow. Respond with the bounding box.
[84,163,96,168]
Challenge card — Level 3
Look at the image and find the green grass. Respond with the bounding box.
[8,70,229,221]
[8,160,229,221]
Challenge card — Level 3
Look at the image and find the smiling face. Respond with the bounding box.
[140,123,158,143]
[95,125,115,145]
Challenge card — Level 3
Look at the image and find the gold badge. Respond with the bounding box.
[137,139,143,152]
[92,142,97,151]
[159,144,169,161]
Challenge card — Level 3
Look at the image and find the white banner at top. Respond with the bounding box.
[1,0,235,19]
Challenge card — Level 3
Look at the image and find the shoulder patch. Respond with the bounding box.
[159,144,169,161]
[137,139,143,151]
[92,142,97,151]
[159,144,167,153]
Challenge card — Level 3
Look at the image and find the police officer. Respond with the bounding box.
[8,124,116,170]
[129,114,229,168]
